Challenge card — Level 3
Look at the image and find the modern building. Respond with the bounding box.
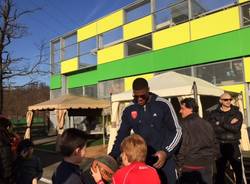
[50,0,250,126]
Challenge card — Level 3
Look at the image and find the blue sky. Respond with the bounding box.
[9,0,134,85]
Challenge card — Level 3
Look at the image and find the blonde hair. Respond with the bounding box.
[120,134,147,163]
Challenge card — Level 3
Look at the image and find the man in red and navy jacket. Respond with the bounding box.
[110,78,182,184]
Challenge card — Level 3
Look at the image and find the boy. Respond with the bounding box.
[112,134,161,184]
[52,128,87,184]
[14,139,43,184]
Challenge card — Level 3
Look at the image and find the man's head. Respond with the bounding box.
[132,78,149,106]
[180,98,198,118]
[59,128,87,163]
[120,134,147,166]
[91,155,118,182]
[0,115,11,129]
[219,93,232,109]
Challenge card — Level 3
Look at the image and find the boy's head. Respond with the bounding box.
[0,115,11,129]
[17,139,34,158]
[120,134,147,165]
[91,155,118,182]
[60,128,87,163]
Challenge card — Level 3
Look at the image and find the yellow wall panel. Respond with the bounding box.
[98,43,124,64]
[190,7,240,41]
[77,22,97,42]
[61,57,78,74]
[243,57,250,82]
[220,84,246,108]
[124,15,153,41]
[97,10,124,34]
[153,22,190,50]
[239,0,250,3]
[125,74,154,91]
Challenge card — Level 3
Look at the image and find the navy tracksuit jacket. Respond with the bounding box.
[110,93,182,184]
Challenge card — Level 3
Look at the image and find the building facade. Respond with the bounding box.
[50,0,250,125]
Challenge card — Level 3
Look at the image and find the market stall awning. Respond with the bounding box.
[28,94,110,111]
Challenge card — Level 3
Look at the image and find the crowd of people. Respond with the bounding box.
[0,77,247,184]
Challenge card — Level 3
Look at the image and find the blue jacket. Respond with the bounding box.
[110,93,182,161]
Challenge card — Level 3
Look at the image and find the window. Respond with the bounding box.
[126,35,152,56]
[98,79,124,99]
[242,3,250,27]
[51,89,61,99]
[62,34,77,60]
[195,60,243,85]
[126,1,151,23]
[191,0,236,17]
[52,41,60,74]
[155,1,189,29]
[68,87,83,96]
[85,85,97,98]
[175,67,192,76]
[102,27,123,47]
[156,0,184,11]
[79,37,97,68]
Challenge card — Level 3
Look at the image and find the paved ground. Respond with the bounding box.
[34,136,107,184]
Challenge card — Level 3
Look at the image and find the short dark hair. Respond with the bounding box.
[0,115,11,129]
[132,78,148,90]
[180,98,199,113]
[59,128,87,157]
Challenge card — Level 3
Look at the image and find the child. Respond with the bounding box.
[82,155,118,184]
[52,128,87,184]
[112,134,161,184]
[14,139,43,184]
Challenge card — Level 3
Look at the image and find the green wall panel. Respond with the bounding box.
[66,27,250,88]
[50,75,62,89]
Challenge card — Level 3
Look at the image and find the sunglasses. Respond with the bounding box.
[221,98,232,101]
[133,94,147,100]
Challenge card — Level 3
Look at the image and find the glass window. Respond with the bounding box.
[51,88,61,99]
[242,3,250,27]
[79,37,97,55]
[126,35,152,56]
[62,34,77,60]
[155,1,188,29]
[126,1,151,23]
[85,84,97,98]
[98,79,124,99]
[102,27,123,47]
[79,52,97,68]
[53,63,61,74]
[62,44,77,60]
[68,87,83,96]
[191,0,236,17]
[52,41,60,74]
[175,67,192,76]
[156,0,184,11]
[195,60,243,85]
[170,1,189,24]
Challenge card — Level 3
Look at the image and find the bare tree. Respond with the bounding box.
[0,0,49,113]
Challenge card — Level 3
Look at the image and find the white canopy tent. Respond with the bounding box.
[108,71,226,152]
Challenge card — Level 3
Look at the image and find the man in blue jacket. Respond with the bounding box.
[110,77,182,183]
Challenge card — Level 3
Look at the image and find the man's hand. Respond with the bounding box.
[153,150,167,169]
[231,118,239,124]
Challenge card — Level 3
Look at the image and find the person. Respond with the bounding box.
[111,134,161,184]
[176,98,218,184]
[110,77,182,183]
[52,128,87,184]
[14,139,43,184]
[0,115,14,184]
[82,155,118,184]
[207,92,246,184]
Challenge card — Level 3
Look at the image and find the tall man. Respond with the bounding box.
[110,78,182,183]
[207,92,246,184]
[176,98,217,184]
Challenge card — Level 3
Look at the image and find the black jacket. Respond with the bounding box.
[110,92,182,160]
[176,114,218,168]
[207,105,243,144]
[0,127,13,183]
